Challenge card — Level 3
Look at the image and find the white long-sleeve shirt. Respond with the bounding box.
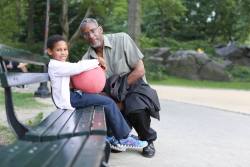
[48,59,99,110]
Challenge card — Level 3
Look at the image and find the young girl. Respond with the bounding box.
[47,34,147,152]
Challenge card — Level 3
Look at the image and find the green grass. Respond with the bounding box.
[0,124,16,145]
[0,89,47,109]
[149,76,250,90]
[26,112,44,127]
[0,89,46,145]
[0,112,43,145]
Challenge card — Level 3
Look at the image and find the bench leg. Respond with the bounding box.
[5,87,28,138]
[103,141,111,163]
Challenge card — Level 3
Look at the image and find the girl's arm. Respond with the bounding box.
[49,59,99,77]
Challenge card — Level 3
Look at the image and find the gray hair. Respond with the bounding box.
[80,18,99,28]
[79,18,99,37]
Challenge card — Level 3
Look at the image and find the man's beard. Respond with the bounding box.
[90,40,102,48]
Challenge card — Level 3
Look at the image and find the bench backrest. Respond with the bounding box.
[0,44,50,138]
[0,44,49,65]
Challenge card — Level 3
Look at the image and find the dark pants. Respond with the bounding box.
[125,109,157,143]
[70,91,130,139]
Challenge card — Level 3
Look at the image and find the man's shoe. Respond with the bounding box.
[142,142,155,158]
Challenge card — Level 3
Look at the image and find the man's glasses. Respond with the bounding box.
[82,26,99,38]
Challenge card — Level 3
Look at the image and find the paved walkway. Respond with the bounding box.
[109,85,250,167]
[109,100,250,167]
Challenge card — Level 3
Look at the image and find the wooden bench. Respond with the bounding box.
[0,44,110,167]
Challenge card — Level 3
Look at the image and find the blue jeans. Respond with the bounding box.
[70,91,130,139]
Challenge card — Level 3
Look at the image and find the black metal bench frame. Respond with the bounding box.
[0,44,110,167]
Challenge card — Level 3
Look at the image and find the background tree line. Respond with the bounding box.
[0,0,250,61]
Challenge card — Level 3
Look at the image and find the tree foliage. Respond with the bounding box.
[142,0,186,39]
[0,0,27,43]
[177,0,250,42]
[0,0,250,54]
[103,0,128,33]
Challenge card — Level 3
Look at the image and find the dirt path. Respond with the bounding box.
[152,85,250,115]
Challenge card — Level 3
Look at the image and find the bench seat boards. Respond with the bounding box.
[24,106,106,141]
[0,135,106,167]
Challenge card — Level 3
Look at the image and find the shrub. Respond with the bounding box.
[144,60,167,81]
[139,34,159,48]
[229,66,250,82]
[163,38,215,56]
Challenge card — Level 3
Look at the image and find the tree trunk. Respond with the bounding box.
[128,0,141,45]
[43,0,50,55]
[15,0,21,23]
[27,0,34,44]
[61,0,69,40]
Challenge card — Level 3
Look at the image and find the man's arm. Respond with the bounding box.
[117,60,144,110]
[127,60,145,85]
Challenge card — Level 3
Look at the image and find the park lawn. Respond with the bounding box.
[150,76,250,90]
[0,89,48,126]
[0,124,16,145]
[0,112,43,145]
[0,89,48,145]
[0,89,47,109]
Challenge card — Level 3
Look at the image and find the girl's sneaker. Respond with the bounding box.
[106,136,126,152]
[118,135,148,150]
[106,135,148,152]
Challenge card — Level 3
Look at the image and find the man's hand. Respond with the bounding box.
[97,56,107,70]
[117,101,124,110]
[127,60,145,85]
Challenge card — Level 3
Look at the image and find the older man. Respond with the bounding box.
[80,18,159,158]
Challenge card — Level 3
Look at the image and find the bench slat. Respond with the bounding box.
[41,108,94,140]
[24,109,65,141]
[23,138,69,167]
[0,72,49,87]
[74,107,93,135]
[58,109,84,138]
[91,106,107,135]
[6,142,53,167]
[43,136,88,167]
[25,107,97,141]
[0,141,32,165]
[72,135,106,167]
[0,140,59,167]
[0,136,96,167]
[41,111,74,140]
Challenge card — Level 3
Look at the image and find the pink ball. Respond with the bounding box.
[71,66,106,93]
